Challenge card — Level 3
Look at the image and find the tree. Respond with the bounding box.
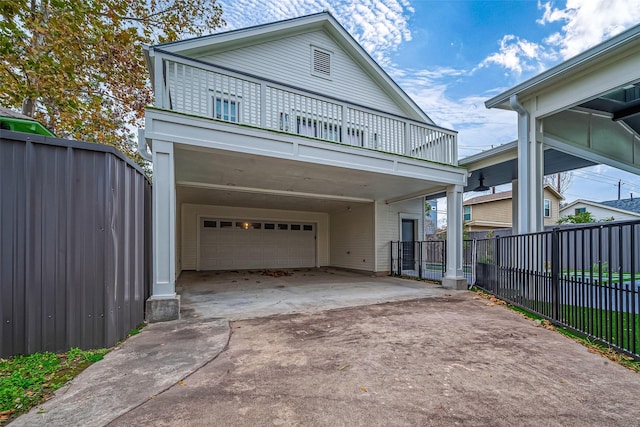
[544,172,573,195]
[557,211,595,224]
[0,0,224,166]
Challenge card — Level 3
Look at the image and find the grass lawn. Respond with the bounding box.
[559,305,640,355]
[0,348,108,424]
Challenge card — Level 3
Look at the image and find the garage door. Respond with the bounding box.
[199,219,316,270]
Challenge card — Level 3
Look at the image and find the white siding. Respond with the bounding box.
[375,199,423,272]
[180,204,329,271]
[193,30,409,117]
[330,203,375,271]
[560,203,640,222]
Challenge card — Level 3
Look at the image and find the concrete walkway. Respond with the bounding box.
[11,318,230,427]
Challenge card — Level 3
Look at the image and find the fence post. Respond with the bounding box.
[495,236,501,293]
[551,227,560,320]
[418,242,423,279]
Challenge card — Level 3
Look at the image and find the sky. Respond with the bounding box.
[215,0,640,207]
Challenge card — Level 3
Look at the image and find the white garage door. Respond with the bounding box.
[199,219,316,270]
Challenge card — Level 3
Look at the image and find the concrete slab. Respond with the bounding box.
[177,268,455,320]
[12,318,230,427]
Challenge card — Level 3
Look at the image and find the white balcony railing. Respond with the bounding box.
[153,51,458,165]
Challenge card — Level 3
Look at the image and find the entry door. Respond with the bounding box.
[401,219,416,271]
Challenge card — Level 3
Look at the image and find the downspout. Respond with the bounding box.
[138,128,152,162]
[509,94,529,234]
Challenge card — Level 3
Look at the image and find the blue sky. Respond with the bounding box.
[216,0,640,205]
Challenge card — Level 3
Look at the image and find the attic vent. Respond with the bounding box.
[312,47,331,78]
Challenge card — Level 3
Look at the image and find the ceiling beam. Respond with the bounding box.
[176,181,374,203]
[385,186,447,205]
[612,102,640,121]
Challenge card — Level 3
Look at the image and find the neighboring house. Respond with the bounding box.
[139,12,468,320]
[560,198,640,222]
[424,199,438,238]
[463,185,564,232]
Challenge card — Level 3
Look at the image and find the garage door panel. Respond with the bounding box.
[199,219,316,270]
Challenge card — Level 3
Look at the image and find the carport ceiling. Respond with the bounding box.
[174,146,444,205]
[456,142,596,194]
[177,186,358,213]
[579,83,640,135]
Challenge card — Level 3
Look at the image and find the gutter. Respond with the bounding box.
[137,128,152,162]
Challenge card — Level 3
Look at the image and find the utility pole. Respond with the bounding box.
[618,180,622,200]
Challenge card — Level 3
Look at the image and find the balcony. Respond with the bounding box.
[151,50,458,166]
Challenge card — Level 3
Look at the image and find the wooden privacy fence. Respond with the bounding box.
[0,130,152,357]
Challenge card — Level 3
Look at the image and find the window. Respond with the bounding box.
[214,98,238,122]
[575,207,586,215]
[463,206,472,221]
[544,199,551,217]
[203,220,217,228]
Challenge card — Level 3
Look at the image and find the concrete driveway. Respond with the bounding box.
[13,274,640,426]
[177,268,450,320]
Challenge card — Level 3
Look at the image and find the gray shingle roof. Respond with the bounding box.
[600,198,640,214]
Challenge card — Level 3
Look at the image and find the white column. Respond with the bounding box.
[152,140,176,298]
[443,184,466,290]
[516,106,530,234]
[529,117,544,232]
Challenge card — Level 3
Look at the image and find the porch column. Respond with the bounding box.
[512,96,544,233]
[145,139,179,322]
[443,184,467,290]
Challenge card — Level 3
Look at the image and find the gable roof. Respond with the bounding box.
[464,185,564,206]
[464,190,512,206]
[145,12,436,125]
[600,198,640,214]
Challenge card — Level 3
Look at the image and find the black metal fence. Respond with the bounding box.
[391,220,640,358]
[474,221,640,359]
[0,130,152,357]
[390,240,446,281]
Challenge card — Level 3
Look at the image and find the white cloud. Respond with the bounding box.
[217,0,413,65]
[480,0,640,76]
[392,69,517,157]
[538,0,640,60]
[478,35,548,75]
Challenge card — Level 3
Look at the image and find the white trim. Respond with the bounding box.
[544,199,551,217]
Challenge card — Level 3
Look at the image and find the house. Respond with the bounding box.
[560,198,640,222]
[463,185,564,232]
[138,12,468,321]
